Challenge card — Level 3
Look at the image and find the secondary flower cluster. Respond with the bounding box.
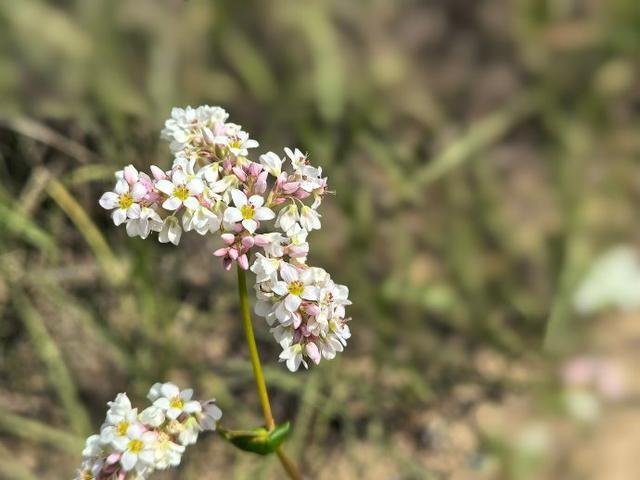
[99,105,351,371]
[75,383,222,480]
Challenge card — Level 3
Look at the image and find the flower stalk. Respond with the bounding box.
[236,264,303,480]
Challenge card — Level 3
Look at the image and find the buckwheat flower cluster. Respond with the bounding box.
[75,383,222,480]
[99,106,351,371]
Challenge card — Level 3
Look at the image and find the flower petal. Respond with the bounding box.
[249,195,264,208]
[99,192,119,210]
[284,293,302,312]
[231,189,247,207]
[162,196,182,211]
[112,208,127,226]
[253,207,275,221]
[121,451,138,471]
[155,179,175,195]
[280,263,298,284]
[223,207,243,223]
[242,218,257,233]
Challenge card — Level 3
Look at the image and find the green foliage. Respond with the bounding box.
[219,422,291,456]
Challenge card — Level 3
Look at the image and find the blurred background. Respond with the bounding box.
[1,0,640,478]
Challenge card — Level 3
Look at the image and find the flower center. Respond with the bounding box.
[288,281,304,296]
[240,204,255,220]
[116,421,129,436]
[229,139,241,149]
[118,193,133,210]
[128,439,144,453]
[81,472,94,480]
[174,185,190,201]
[170,397,184,410]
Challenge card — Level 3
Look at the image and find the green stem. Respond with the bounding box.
[236,264,303,480]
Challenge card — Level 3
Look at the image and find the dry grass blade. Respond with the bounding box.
[10,288,91,437]
[45,176,126,286]
[0,116,97,164]
[410,94,535,193]
[0,411,84,455]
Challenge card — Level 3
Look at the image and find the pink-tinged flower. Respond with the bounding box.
[156,170,204,211]
[223,189,274,234]
[272,263,319,315]
[214,233,253,270]
[99,179,146,226]
[198,400,223,431]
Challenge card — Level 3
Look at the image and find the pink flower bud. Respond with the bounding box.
[233,166,247,182]
[213,247,229,257]
[238,254,249,270]
[288,245,308,258]
[254,234,269,247]
[292,312,302,329]
[283,182,300,194]
[242,236,255,249]
[248,161,263,177]
[223,257,233,271]
[221,233,235,245]
[150,165,166,180]
[123,165,138,184]
[228,247,239,260]
[305,342,321,365]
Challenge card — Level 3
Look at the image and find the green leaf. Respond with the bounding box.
[218,422,290,455]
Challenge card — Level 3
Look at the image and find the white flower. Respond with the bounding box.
[81,434,103,459]
[182,205,221,235]
[227,130,259,157]
[198,400,223,431]
[250,253,281,283]
[126,207,163,239]
[152,383,202,420]
[100,407,140,447]
[153,431,185,469]
[223,189,274,234]
[99,179,146,226]
[272,263,319,317]
[284,147,308,170]
[113,425,157,472]
[255,299,278,326]
[158,216,182,245]
[259,151,283,177]
[75,459,103,480]
[279,343,307,372]
[255,232,287,257]
[139,405,165,428]
[299,206,321,231]
[156,170,204,211]
[177,416,200,446]
[275,204,299,233]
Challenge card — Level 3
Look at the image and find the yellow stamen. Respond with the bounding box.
[128,439,144,453]
[240,204,255,220]
[116,421,129,436]
[173,185,190,201]
[288,281,304,296]
[170,397,184,410]
[118,193,133,210]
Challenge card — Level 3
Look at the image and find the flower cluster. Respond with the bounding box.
[99,106,352,371]
[75,383,222,480]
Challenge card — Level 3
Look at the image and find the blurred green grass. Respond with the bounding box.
[1,0,640,478]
